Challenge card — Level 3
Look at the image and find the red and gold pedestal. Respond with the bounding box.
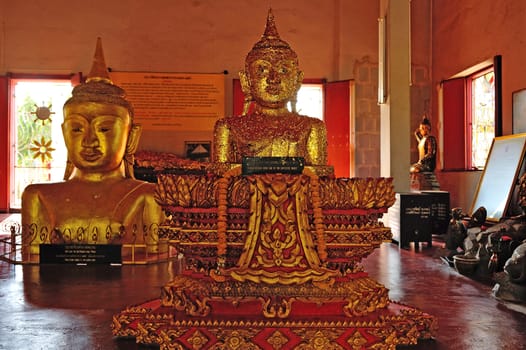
[112,169,437,349]
[113,273,436,349]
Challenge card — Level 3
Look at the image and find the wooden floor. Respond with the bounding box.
[1,214,526,349]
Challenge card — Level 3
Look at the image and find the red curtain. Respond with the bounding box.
[0,76,8,211]
[442,78,466,170]
[325,80,351,177]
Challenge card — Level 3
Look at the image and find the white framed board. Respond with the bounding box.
[470,133,526,221]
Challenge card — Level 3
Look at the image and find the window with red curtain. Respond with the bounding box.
[441,56,502,171]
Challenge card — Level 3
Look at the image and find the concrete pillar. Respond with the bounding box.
[380,0,411,192]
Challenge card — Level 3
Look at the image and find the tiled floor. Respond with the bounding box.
[0,213,525,349]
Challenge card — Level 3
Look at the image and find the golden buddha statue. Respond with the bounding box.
[410,115,437,173]
[21,38,164,259]
[213,9,330,175]
[112,10,436,348]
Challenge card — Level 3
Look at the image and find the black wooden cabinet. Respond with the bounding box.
[388,191,450,248]
[421,190,450,236]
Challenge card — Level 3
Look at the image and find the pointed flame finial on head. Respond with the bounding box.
[86,37,112,84]
[65,37,132,117]
[263,8,279,40]
[245,8,298,66]
[250,8,293,52]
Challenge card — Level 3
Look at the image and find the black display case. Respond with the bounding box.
[388,191,450,248]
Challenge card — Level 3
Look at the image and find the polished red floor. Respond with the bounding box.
[1,238,525,349]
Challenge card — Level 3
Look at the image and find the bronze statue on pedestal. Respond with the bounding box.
[410,115,437,173]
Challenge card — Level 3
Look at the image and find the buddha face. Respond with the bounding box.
[419,123,431,136]
[246,49,303,108]
[62,101,131,173]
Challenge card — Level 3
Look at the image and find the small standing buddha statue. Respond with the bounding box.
[410,115,437,173]
[213,9,331,176]
[21,38,164,259]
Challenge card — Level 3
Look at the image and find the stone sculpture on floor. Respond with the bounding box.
[442,173,526,297]
[491,174,526,302]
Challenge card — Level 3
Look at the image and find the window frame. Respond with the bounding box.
[441,56,502,171]
[2,73,79,210]
[466,67,496,170]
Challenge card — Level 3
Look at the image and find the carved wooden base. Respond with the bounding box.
[158,272,390,319]
[112,296,437,349]
[113,172,436,348]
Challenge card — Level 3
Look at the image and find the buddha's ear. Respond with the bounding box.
[239,70,252,115]
[63,159,74,180]
[239,70,250,95]
[126,124,142,156]
[295,70,304,93]
[123,124,142,179]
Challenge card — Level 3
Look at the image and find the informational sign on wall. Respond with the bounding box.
[110,72,225,131]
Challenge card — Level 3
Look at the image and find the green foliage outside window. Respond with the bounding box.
[16,96,53,167]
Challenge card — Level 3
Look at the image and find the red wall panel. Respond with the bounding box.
[0,76,8,211]
[442,78,466,170]
[325,80,351,177]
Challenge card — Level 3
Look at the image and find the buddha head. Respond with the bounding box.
[62,38,140,180]
[419,115,432,136]
[240,9,304,113]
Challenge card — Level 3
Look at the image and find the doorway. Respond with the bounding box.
[9,78,72,209]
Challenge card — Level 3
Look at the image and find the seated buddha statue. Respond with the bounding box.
[213,9,330,176]
[153,9,395,284]
[22,38,164,259]
[112,11,436,348]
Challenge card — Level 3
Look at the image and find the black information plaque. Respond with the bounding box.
[242,156,305,175]
[39,244,122,264]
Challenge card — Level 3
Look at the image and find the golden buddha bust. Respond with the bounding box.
[213,10,331,175]
[21,38,164,259]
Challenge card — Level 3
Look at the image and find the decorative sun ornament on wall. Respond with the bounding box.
[30,136,56,163]
[31,103,55,125]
